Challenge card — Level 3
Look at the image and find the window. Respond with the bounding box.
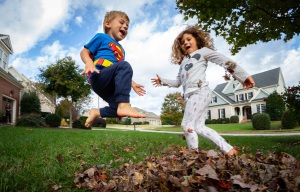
[239,94,244,101]
[233,84,235,89]
[0,49,3,68]
[256,104,266,113]
[3,53,8,69]
[212,96,217,103]
[218,108,225,118]
[248,92,253,99]
[207,110,211,120]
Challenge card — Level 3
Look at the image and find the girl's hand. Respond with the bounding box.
[243,76,255,90]
[132,81,146,96]
[151,74,162,87]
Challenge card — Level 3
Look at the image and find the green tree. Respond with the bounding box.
[38,56,91,127]
[176,0,300,54]
[281,82,300,125]
[20,92,41,114]
[160,92,184,125]
[55,99,77,120]
[265,91,285,120]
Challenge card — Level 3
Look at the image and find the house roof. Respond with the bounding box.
[0,34,13,54]
[214,83,235,104]
[133,107,160,118]
[212,67,281,103]
[0,67,23,88]
[236,67,281,90]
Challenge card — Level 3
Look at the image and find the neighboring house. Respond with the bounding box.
[129,107,162,125]
[0,34,23,124]
[207,67,285,123]
[8,66,56,115]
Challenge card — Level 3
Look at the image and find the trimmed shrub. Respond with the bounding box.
[45,114,61,127]
[106,117,118,124]
[205,119,211,124]
[91,118,106,128]
[72,119,87,129]
[0,111,5,123]
[211,119,217,124]
[143,121,149,125]
[79,116,88,124]
[217,118,223,124]
[223,118,230,124]
[16,113,43,127]
[230,115,239,123]
[281,110,299,129]
[252,113,271,130]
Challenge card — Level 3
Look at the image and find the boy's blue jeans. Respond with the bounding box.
[90,61,133,117]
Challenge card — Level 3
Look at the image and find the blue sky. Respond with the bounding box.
[1,0,300,115]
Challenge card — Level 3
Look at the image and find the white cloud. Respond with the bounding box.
[3,0,300,116]
[0,0,70,55]
[75,16,83,26]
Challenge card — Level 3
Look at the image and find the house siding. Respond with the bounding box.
[207,67,285,123]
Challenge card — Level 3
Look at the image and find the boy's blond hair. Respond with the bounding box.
[103,10,130,34]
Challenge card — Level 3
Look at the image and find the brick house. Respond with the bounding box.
[0,34,23,124]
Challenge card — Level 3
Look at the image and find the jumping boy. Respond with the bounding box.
[81,10,146,127]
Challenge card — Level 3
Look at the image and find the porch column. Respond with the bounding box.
[239,106,243,123]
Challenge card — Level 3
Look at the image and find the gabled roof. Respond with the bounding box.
[133,107,160,118]
[0,34,13,54]
[212,67,282,103]
[213,83,235,104]
[0,67,23,88]
[239,67,280,90]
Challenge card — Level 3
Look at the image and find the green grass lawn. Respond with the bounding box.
[0,125,299,191]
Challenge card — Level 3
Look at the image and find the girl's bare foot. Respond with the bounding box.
[227,147,238,156]
[85,108,100,127]
[117,103,146,118]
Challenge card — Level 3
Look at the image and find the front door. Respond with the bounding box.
[245,107,251,119]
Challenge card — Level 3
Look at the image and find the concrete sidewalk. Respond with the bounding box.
[93,125,300,136]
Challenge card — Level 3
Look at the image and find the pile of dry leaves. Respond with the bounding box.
[74,146,300,191]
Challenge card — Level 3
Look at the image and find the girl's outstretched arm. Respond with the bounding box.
[151,74,162,87]
[243,76,255,90]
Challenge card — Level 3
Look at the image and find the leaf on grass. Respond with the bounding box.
[56,154,64,164]
[51,185,62,191]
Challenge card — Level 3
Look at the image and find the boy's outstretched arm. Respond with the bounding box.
[80,48,100,75]
[132,80,146,96]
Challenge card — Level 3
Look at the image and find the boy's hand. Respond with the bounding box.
[80,48,100,75]
[243,76,255,90]
[132,81,146,96]
[151,74,161,87]
[81,62,100,75]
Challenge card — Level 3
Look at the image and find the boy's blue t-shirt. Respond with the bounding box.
[84,33,125,78]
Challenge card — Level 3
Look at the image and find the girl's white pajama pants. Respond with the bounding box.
[181,86,233,153]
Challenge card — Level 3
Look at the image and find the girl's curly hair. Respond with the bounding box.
[171,25,215,64]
